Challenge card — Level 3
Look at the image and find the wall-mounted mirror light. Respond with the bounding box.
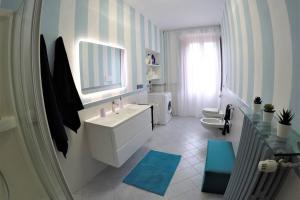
[79,41,125,95]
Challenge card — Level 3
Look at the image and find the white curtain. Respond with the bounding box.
[164,26,221,117]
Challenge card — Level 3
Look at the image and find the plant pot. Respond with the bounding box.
[277,122,291,138]
[263,111,274,122]
[253,103,261,113]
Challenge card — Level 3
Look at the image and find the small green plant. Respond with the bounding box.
[264,104,275,113]
[254,97,262,104]
[277,109,295,125]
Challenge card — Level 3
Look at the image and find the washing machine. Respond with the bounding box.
[148,92,172,125]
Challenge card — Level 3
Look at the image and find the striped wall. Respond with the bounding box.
[221,0,300,132]
[40,0,161,95]
[0,0,22,10]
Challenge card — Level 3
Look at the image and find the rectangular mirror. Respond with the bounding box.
[79,41,123,94]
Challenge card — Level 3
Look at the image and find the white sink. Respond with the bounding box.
[85,104,153,167]
[85,104,150,128]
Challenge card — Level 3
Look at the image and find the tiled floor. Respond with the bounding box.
[74,117,239,200]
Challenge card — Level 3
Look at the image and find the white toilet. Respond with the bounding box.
[201,105,233,130]
[202,108,224,118]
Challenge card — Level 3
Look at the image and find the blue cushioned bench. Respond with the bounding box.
[201,140,235,194]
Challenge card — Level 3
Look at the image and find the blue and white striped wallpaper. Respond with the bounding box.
[221,0,300,131]
[40,0,161,94]
[0,0,22,10]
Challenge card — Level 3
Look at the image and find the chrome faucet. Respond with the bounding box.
[112,100,118,113]
[112,98,121,113]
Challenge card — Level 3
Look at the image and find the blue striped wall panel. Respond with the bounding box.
[40,0,61,71]
[221,0,300,131]
[100,0,109,42]
[130,7,137,88]
[242,0,254,105]
[140,14,146,84]
[227,0,238,94]
[255,0,274,103]
[40,0,162,92]
[235,3,244,98]
[0,0,22,10]
[117,0,125,45]
[286,0,300,132]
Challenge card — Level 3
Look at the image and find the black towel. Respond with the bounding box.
[222,104,232,135]
[53,37,84,132]
[40,35,68,157]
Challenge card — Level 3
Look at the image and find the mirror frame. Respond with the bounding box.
[75,39,128,106]
[79,41,124,95]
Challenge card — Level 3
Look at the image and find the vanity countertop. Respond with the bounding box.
[85,104,151,128]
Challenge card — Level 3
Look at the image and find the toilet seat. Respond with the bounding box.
[203,108,219,114]
[202,108,224,118]
[200,118,227,129]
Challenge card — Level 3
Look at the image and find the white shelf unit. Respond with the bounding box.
[145,49,161,81]
[0,116,17,134]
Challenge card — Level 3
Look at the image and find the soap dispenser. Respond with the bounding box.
[112,101,116,113]
[119,96,123,109]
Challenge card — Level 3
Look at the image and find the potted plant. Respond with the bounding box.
[277,109,295,138]
[253,97,262,113]
[263,104,275,122]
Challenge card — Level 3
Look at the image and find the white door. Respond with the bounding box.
[0,1,72,199]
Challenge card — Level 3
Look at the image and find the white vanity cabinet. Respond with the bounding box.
[85,104,153,167]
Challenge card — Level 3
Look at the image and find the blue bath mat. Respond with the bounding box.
[123,150,181,196]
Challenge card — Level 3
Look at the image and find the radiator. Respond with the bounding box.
[224,115,290,200]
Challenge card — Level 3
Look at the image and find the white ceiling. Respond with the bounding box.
[123,0,225,30]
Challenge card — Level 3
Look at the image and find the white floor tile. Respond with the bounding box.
[165,179,196,199]
[74,117,238,200]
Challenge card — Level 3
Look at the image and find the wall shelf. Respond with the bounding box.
[241,109,300,156]
[145,49,161,81]
[0,116,17,134]
[227,88,300,156]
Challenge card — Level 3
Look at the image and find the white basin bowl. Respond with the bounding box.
[86,104,150,128]
[200,118,225,129]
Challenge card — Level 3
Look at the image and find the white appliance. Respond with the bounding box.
[148,92,172,125]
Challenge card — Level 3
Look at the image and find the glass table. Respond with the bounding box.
[240,107,300,157]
